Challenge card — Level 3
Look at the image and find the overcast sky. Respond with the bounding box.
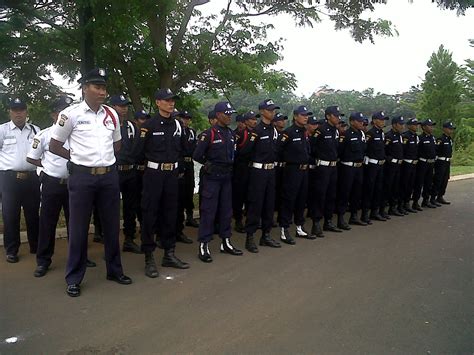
[53,0,473,99]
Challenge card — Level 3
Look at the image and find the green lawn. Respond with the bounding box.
[451,166,474,176]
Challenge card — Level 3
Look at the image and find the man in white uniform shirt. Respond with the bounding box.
[0,98,40,263]
[49,68,132,297]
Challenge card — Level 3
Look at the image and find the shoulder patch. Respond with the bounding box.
[140,128,148,138]
[32,138,40,149]
[200,133,207,141]
[281,134,288,142]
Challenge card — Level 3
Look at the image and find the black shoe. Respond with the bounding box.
[437,196,451,205]
[422,199,436,208]
[198,242,213,263]
[430,198,442,207]
[145,252,159,278]
[176,232,193,244]
[337,216,351,230]
[34,265,48,277]
[123,239,143,253]
[412,201,423,211]
[348,214,367,226]
[379,209,391,219]
[106,274,133,285]
[295,225,315,239]
[93,234,104,244]
[185,216,199,228]
[156,238,164,249]
[234,220,245,233]
[397,205,409,215]
[280,228,296,245]
[245,235,259,253]
[311,221,325,238]
[388,207,403,217]
[162,249,190,269]
[403,202,416,213]
[86,259,97,268]
[66,284,81,297]
[370,212,387,222]
[360,210,372,225]
[220,238,243,255]
[6,254,19,263]
[323,220,342,232]
[259,234,281,247]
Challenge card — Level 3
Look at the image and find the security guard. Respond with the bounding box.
[431,121,455,205]
[336,112,367,228]
[400,118,420,213]
[276,105,311,244]
[133,88,190,278]
[134,109,151,229]
[180,111,199,228]
[0,98,40,263]
[361,111,389,224]
[232,110,257,233]
[244,102,282,253]
[382,115,406,217]
[110,94,142,254]
[27,96,73,276]
[50,68,132,297]
[306,115,319,226]
[412,119,437,210]
[193,101,243,262]
[273,112,288,220]
[310,105,343,236]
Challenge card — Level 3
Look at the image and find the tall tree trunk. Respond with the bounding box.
[78,1,95,76]
[120,60,143,112]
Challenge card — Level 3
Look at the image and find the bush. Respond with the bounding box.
[452,142,474,166]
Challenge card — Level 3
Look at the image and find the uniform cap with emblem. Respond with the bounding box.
[214,101,236,115]
[372,111,389,121]
[170,110,181,118]
[293,105,313,116]
[180,110,192,119]
[155,88,180,100]
[349,112,366,122]
[134,110,151,119]
[243,110,260,120]
[338,119,348,127]
[325,106,344,117]
[235,113,244,122]
[391,116,406,125]
[316,118,327,125]
[78,68,107,84]
[442,121,456,129]
[9,97,27,110]
[258,99,280,111]
[421,118,436,126]
[273,112,288,122]
[307,116,318,125]
[109,94,130,106]
[406,118,420,125]
[52,96,73,112]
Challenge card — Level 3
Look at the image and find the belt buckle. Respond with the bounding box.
[184,157,192,162]
[161,163,174,171]
[16,172,28,180]
[92,167,108,175]
[355,163,362,168]
[330,161,337,167]
[379,160,385,165]
[300,164,308,170]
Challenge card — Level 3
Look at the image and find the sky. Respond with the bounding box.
[51,0,473,99]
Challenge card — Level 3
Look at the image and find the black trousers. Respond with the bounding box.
[118,169,138,239]
[66,169,123,285]
[1,171,40,256]
[136,169,144,228]
[176,173,186,233]
[36,174,69,267]
[274,165,283,219]
[279,165,307,228]
[336,165,363,215]
[383,162,402,207]
[362,163,384,211]
[307,168,316,217]
[413,161,434,202]
[431,160,450,199]
[245,168,275,235]
[183,161,195,216]
[310,165,337,221]
[232,161,250,222]
[198,174,232,242]
[141,168,178,252]
[400,162,417,203]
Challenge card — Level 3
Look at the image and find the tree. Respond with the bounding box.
[418,45,462,129]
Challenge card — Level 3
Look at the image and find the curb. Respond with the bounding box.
[449,173,474,182]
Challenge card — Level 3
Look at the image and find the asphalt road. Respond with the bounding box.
[1,179,473,354]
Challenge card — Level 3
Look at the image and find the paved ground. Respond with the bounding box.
[1,179,473,354]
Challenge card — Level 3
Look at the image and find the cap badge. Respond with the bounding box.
[98,68,105,76]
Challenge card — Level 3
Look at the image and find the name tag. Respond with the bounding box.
[260,136,269,140]
[423,141,430,144]
[324,135,332,139]
[212,139,222,144]
[3,137,16,144]
[77,120,91,125]
[393,140,399,143]
[409,142,415,144]
[374,138,381,140]
[350,137,358,141]
[444,142,450,145]
[153,132,164,136]
[292,138,301,142]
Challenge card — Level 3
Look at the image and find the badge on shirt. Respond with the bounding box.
[200,134,207,141]
[32,138,40,149]
[58,114,68,127]
[281,134,288,142]
[140,128,148,138]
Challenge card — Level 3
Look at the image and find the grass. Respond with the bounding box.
[450,165,474,176]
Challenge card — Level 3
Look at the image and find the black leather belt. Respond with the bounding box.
[117,164,135,171]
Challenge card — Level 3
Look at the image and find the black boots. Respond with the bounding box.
[311,221,325,237]
[260,233,281,247]
[145,252,159,278]
[337,215,351,230]
[412,201,423,211]
[162,248,190,269]
[176,232,193,244]
[234,219,245,233]
[198,242,212,263]
[422,199,437,208]
[388,206,404,217]
[123,237,142,253]
[280,227,296,245]
[296,225,315,239]
[348,213,367,226]
[220,238,243,255]
[361,210,372,225]
[323,219,342,232]
[245,234,259,253]
[437,196,451,205]
[403,202,417,213]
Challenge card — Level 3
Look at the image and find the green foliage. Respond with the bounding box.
[452,142,474,166]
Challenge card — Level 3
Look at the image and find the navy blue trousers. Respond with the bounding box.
[413,161,434,201]
[36,173,69,267]
[141,168,178,252]
[245,168,275,235]
[431,160,450,199]
[336,165,363,215]
[279,165,307,228]
[383,162,401,207]
[198,174,232,242]
[1,171,40,256]
[400,162,417,203]
[362,163,384,211]
[66,170,123,285]
[232,162,249,222]
[310,165,337,221]
[118,170,138,239]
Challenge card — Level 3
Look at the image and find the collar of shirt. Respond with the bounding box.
[9,120,33,131]
[80,100,106,115]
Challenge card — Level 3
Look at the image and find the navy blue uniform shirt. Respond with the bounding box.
[337,127,366,162]
[311,122,339,161]
[436,134,453,158]
[276,124,309,164]
[193,124,235,166]
[384,129,404,160]
[116,120,137,165]
[418,132,437,159]
[183,126,197,157]
[249,121,278,164]
[401,130,419,160]
[365,126,385,160]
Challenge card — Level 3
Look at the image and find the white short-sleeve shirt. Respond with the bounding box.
[0,121,40,171]
[51,101,121,167]
[27,126,69,179]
